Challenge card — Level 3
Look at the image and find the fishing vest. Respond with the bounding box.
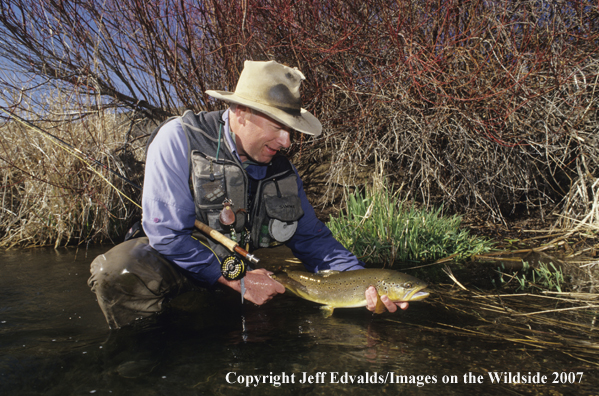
[147,110,304,259]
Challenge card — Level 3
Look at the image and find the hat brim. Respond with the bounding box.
[206,90,322,136]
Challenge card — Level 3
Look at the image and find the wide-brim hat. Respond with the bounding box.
[205,60,322,136]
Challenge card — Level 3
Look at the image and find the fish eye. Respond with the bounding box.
[404,283,411,289]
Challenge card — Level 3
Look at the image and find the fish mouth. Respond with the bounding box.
[403,286,430,301]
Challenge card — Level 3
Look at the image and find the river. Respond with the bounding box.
[1,244,597,395]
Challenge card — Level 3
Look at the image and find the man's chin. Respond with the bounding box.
[247,154,273,165]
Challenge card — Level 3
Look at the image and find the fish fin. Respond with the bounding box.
[374,293,386,314]
[271,272,308,296]
[315,270,340,278]
[320,306,335,318]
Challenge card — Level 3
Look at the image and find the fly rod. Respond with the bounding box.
[194,219,259,265]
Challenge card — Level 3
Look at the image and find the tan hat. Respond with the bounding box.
[206,60,322,136]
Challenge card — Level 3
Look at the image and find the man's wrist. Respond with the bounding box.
[217,275,240,292]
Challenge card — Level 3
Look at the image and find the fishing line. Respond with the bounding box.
[0,106,142,209]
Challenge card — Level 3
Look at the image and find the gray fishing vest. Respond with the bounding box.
[147,110,304,259]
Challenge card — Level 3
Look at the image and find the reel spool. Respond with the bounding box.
[221,255,247,281]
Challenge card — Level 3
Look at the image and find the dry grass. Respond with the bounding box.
[401,281,599,366]
[552,168,599,239]
[0,0,598,247]
[396,247,599,366]
[0,91,146,248]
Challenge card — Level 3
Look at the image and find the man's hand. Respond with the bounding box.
[365,286,409,313]
[218,268,285,305]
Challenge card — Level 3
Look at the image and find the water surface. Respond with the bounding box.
[1,245,597,395]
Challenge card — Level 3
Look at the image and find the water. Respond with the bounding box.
[1,245,597,395]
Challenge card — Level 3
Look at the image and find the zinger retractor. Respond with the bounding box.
[221,255,247,281]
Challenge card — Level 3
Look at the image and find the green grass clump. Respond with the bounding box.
[515,262,566,293]
[328,184,493,269]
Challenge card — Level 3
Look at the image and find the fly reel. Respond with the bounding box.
[221,255,247,281]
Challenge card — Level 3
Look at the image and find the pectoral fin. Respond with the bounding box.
[320,305,335,318]
[374,292,386,314]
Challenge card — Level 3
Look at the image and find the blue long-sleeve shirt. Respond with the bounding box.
[142,110,364,285]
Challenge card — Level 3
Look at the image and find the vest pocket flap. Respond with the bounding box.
[264,196,304,222]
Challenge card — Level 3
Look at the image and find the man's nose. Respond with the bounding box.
[277,130,291,149]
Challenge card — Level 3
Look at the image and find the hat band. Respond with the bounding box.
[271,103,302,117]
[234,94,301,117]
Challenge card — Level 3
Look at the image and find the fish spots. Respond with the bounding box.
[280,269,429,309]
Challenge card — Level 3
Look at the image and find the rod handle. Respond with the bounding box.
[194,220,260,265]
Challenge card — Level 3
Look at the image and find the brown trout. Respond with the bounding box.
[271,269,429,317]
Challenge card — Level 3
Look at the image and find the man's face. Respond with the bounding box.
[233,107,292,164]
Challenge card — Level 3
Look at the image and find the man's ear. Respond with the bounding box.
[234,105,251,126]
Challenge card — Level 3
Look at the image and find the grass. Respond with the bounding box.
[514,262,566,293]
[0,94,146,248]
[327,179,493,271]
[405,283,599,368]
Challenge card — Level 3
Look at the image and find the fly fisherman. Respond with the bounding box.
[88,60,408,329]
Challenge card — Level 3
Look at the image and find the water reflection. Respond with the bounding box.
[1,245,597,395]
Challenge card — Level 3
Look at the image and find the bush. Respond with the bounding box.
[1,0,597,245]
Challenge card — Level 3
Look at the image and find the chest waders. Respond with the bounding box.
[89,110,306,328]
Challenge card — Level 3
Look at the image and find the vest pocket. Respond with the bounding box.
[190,153,227,209]
[190,152,247,237]
[264,196,303,222]
[196,177,227,208]
[250,175,304,248]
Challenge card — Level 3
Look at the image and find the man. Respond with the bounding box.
[88,60,407,329]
